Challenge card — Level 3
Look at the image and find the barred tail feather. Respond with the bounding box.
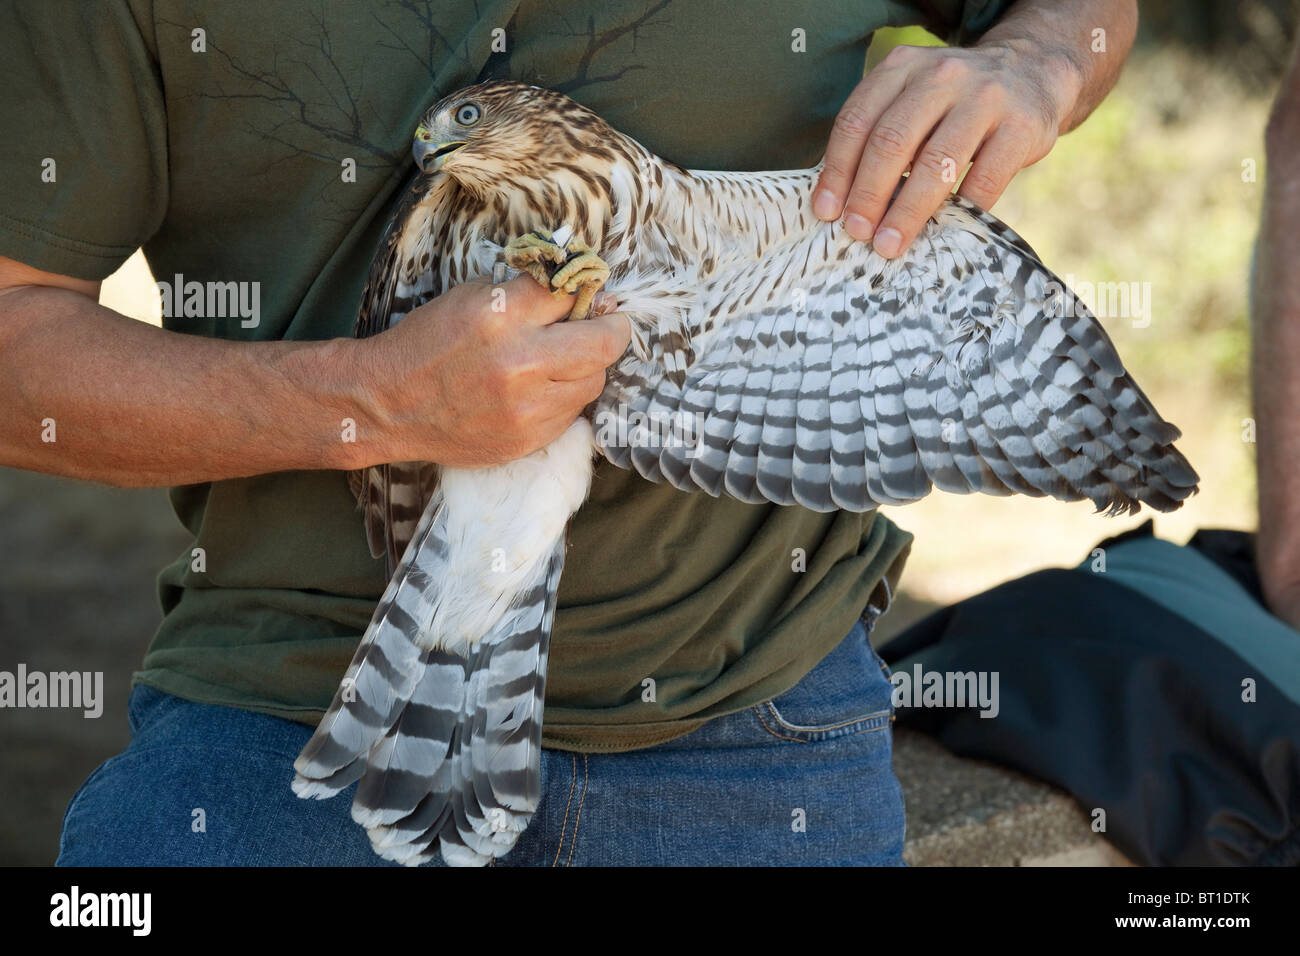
[292,509,566,867]
[356,539,564,866]
[291,494,447,797]
[294,420,595,866]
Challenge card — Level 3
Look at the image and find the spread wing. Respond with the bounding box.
[597,194,1199,515]
[349,172,454,573]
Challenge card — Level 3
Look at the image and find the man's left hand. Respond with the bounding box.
[813,41,1080,258]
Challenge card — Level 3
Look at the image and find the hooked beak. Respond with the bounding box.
[413,125,466,173]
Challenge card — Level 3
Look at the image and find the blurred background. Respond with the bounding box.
[2,0,1295,863]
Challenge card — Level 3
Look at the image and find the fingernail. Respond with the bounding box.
[872,227,901,258]
[844,213,874,242]
[812,188,840,220]
[592,291,618,314]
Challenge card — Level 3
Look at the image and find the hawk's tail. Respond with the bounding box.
[291,496,445,799]
[292,498,564,866]
[358,538,562,867]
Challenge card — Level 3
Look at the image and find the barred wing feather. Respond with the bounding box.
[598,194,1198,516]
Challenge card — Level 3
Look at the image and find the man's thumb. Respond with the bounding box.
[507,275,578,325]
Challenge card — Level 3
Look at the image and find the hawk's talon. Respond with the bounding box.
[504,232,567,288]
[504,232,609,321]
[550,244,610,321]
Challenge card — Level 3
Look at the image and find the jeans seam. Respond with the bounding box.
[753,702,892,743]
[551,753,579,867]
[86,741,309,763]
[762,699,891,734]
[565,754,589,868]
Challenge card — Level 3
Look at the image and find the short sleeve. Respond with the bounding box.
[902,0,1017,46]
[0,0,168,280]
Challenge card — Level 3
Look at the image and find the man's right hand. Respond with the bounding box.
[353,275,630,469]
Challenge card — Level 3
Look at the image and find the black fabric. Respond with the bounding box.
[880,534,1300,866]
[1188,527,1268,605]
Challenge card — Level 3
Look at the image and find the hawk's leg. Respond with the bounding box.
[504,231,609,321]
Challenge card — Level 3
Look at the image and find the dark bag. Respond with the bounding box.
[880,523,1300,865]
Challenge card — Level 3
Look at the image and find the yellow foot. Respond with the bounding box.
[503,231,609,321]
[551,241,610,321]
[503,231,568,288]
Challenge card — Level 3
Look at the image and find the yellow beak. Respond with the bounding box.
[413,125,465,173]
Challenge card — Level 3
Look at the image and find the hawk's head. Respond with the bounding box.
[412,80,629,198]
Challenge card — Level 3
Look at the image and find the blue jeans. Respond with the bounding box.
[57,617,904,866]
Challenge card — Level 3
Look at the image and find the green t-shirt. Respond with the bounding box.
[1,0,1007,752]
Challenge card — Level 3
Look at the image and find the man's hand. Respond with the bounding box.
[813,43,1070,255]
[814,0,1137,258]
[0,255,628,486]
[354,276,629,469]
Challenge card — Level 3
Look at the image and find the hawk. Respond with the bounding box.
[292,80,1198,865]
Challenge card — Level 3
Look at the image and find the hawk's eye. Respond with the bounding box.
[455,103,481,127]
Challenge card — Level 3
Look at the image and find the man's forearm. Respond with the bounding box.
[977,0,1137,134]
[0,286,380,487]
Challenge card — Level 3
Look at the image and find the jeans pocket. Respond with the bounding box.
[754,620,894,744]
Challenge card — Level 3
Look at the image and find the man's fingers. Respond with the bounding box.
[591,290,619,315]
[870,110,991,258]
[496,274,578,326]
[839,85,955,243]
[814,68,909,223]
[546,369,609,411]
[956,124,1030,210]
[582,311,632,364]
[502,277,622,325]
[540,311,631,381]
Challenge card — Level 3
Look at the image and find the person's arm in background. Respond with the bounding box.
[1252,38,1300,631]
[0,255,629,487]
[814,0,1138,257]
